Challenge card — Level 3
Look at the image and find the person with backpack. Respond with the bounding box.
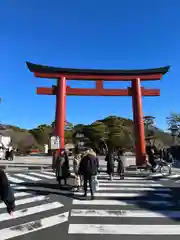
[105,150,114,180]
[79,148,99,200]
[0,169,15,215]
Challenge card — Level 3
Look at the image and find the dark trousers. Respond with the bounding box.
[150,161,156,172]
[56,169,67,185]
[83,175,93,196]
[117,161,124,176]
[58,177,67,185]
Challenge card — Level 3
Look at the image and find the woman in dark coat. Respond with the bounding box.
[105,150,114,180]
[56,149,69,186]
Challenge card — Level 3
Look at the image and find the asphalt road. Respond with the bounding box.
[2,171,73,240]
[0,155,136,166]
[0,170,179,239]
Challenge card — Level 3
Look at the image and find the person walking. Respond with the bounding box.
[0,169,15,215]
[79,148,99,200]
[146,145,156,172]
[165,148,173,164]
[159,147,163,160]
[9,146,14,161]
[105,150,114,180]
[5,148,10,160]
[117,149,125,179]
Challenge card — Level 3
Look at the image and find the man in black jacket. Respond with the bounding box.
[0,169,15,214]
[79,149,99,200]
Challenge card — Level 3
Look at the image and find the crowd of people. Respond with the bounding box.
[0,145,14,160]
[52,147,126,199]
[52,145,175,199]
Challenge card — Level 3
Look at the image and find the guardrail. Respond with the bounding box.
[0,163,52,171]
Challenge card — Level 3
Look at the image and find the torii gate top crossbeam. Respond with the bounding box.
[26,62,170,81]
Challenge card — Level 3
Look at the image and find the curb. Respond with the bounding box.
[0,164,52,171]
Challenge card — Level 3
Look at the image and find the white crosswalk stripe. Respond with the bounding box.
[168,174,180,179]
[5,167,180,185]
[149,173,180,184]
[28,172,56,179]
[14,173,42,181]
[72,199,175,206]
[68,173,180,236]
[0,188,68,239]
[6,171,56,184]
[69,224,180,235]
[6,174,25,184]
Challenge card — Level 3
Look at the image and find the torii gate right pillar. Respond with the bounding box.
[55,77,66,149]
[132,78,147,166]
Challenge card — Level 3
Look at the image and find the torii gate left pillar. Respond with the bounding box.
[26,61,169,166]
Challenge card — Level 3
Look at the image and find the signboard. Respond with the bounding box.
[50,136,60,150]
[78,141,84,147]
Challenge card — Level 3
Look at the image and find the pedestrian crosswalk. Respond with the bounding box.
[0,188,68,239]
[68,172,180,236]
[5,167,180,185]
[6,171,56,184]
[150,172,180,182]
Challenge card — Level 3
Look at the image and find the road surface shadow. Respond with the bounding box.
[12,179,83,200]
[96,173,180,222]
[117,187,180,222]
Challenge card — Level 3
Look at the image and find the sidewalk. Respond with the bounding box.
[1,156,180,174]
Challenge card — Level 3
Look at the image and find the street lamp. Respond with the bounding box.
[169,125,179,145]
[75,131,85,153]
[144,116,156,146]
[100,137,108,155]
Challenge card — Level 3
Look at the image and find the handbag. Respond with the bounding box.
[74,175,81,186]
[91,175,99,191]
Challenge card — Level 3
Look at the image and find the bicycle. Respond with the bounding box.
[138,159,172,177]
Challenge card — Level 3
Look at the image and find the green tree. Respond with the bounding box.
[29,124,51,145]
[20,114,175,152]
[84,122,107,152]
[167,112,180,131]
[166,113,180,144]
[51,120,74,131]
[101,116,125,150]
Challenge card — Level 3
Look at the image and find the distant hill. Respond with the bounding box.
[0,124,39,152]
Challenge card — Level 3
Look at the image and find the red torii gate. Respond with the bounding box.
[26,62,169,166]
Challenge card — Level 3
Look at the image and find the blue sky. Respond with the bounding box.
[0,0,180,130]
